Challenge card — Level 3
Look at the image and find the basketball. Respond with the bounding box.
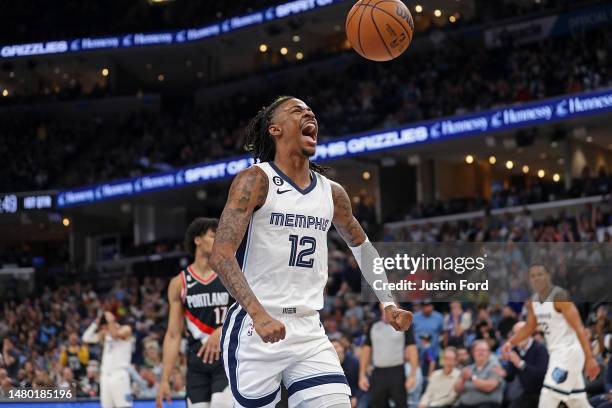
[345,0,414,61]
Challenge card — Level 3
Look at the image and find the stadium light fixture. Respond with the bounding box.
[102,68,109,77]
[415,5,423,13]
[537,169,545,178]
[362,171,371,180]
[505,160,514,170]
[259,44,268,52]
[522,165,529,174]
[465,155,474,164]
[296,52,304,60]
[292,35,300,43]
[449,15,457,23]
[489,156,496,165]
[62,218,70,227]
[434,9,442,17]
[553,173,561,182]
[280,47,288,55]
[158,74,165,82]
[2,89,8,97]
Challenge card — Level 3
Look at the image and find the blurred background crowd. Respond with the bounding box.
[1,198,611,406]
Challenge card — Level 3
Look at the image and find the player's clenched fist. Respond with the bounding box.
[384,305,413,331]
[253,314,286,343]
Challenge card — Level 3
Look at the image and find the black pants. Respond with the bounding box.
[456,403,501,408]
[370,365,406,408]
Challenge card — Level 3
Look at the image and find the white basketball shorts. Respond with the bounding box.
[100,369,133,408]
[221,303,350,408]
[541,344,587,404]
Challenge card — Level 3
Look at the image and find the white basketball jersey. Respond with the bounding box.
[532,286,581,353]
[101,334,133,375]
[237,162,334,314]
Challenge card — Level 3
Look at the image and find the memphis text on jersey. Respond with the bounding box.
[373,279,490,291]
[269,212,330,232]
[186,292,230,308]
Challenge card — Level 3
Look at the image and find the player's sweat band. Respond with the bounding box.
[350,238,396,308]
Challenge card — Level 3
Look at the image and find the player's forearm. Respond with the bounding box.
[107,321,121,339]
[211,252,267,319]
[509,322,535,345]
[472,378,499,393]
[160,333,181,383]
[82,322,99,343]
[350,239,395,306]
[359,346,372,378]
[406,345,418,377]
[575,324,594,359]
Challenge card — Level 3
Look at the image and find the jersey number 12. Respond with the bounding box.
[288,234,316,268]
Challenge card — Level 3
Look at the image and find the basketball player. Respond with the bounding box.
[210,96,413,408]
[502,264,600,408]
[82,311,133,408]
[156,217,232,408]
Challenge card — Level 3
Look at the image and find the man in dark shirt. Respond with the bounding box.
[359,305,418,408]
[502,321,549,408]
[333,339,361,407]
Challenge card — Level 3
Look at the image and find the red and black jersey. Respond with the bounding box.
[180,265,233,355]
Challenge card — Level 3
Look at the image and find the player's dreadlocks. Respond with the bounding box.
[244,95,326,174]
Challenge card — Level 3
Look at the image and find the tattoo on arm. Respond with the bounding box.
[211,167,268,316]
[331,181,366,246]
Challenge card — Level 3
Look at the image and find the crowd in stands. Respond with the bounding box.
[2,1,282,44]
[1,25,609,194]
[1,0,588,44]
[1,200,611,406]
[402,165,612,222]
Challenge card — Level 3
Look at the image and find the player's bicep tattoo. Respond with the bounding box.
[215,169,265,247]
[331,182,366,246]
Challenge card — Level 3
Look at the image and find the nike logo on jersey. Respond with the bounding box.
[277,189,292,194]
[186,281,198,289]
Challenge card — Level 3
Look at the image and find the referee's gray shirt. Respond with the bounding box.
[365,321,416,368]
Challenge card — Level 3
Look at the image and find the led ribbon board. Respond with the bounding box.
[0,0,343,58]
[56,88,612,208]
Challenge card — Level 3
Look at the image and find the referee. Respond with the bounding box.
[359,304,418,408]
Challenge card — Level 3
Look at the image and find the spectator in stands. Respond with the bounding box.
[501,321,548,408]
[57,367,74,388]
[79,360,100,398]
[333,339,361,408]
[418,347,461,408]
[1,338,19,379]
[412,301,444,362]
[418,333,436,378]
[496,306,517,341]
[444,302,472,348]
[0,373,12,397]
[60,332,90,379]
[454,340,504,408]
[457,346,473,369]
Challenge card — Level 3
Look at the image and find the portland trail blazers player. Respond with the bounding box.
[157,218,233,408]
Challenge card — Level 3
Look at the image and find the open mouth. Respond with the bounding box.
[301,120,318,142]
